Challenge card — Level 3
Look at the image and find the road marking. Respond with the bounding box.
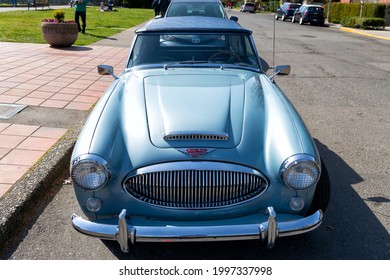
[340,27,390,41]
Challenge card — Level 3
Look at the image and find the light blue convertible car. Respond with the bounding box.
[70,16,330,252]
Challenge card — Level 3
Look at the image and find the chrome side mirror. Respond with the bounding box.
[269,65,291,82]
[274,65,291,75]
[98,65,118,79]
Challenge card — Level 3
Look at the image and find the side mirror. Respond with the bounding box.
[98,64,113,75]
[230,16,239,22]
[269,65,291,82]
[274,65,291,75]
[98,64,118,79]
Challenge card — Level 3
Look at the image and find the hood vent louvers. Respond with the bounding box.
[164,132,229,141]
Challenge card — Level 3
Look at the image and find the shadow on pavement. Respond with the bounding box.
[99,139,389,259]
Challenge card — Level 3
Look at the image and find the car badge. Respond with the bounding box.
[192,37,200,44]
[178,148,215,158]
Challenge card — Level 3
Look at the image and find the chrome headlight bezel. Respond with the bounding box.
[280,154,321,190]
[71,154,110,191]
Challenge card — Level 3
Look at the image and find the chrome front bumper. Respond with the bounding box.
[71,207,323,253]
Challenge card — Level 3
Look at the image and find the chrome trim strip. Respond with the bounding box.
[71,208,323,252]
[128,162,265,175]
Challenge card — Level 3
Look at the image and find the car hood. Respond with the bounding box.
[77,68,317,173]
[144,73,244,149]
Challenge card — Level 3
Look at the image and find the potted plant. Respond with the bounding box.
[41,10,79,47]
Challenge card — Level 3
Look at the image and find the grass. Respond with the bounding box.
[0,7,154,45]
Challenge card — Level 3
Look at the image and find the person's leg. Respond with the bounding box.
[81,12,86,33]
[75,11,81,32]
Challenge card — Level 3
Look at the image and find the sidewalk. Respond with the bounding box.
[0,42,130,196]
[328,22,390,41]
[0,6,140,246]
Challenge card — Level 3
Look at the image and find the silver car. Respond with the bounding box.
[70,16,331,253]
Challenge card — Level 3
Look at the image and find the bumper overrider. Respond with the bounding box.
[71,207,323,252]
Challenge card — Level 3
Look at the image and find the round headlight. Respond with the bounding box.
[281,155,320,190]
[71,155,110,190]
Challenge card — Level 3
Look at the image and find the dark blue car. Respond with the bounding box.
[275,2,301,21]
[292,4,325,25]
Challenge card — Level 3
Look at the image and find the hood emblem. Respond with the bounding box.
[192,37,201,44]
[178,148,215,158]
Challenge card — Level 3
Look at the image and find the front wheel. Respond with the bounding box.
[275,14,279,20]
[306,159,331,216]
[281,14,286,21]
[299,17,304,25]
[291,16,295,23]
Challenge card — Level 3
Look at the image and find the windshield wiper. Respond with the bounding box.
[164,61,209,69]
[179,60,209,64]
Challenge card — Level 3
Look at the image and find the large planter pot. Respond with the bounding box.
[41,22,79,48]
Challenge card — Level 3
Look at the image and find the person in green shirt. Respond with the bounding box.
[74,0,87,34]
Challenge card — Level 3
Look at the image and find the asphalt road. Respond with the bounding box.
[2,11,390,260]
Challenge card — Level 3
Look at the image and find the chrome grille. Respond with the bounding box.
[123,162,267,208]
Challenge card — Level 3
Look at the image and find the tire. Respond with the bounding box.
[306,159,331,216]
[291,16,295,23]
[275,13,279,20]
[281,14,286,21]
[299,17,304,25]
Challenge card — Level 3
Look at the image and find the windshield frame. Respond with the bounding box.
[126,31,262,72]
[165,2,227,19]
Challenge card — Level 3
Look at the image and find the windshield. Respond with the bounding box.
[128,33,260,69]
[308,6,323,12]
[166,3,226,18]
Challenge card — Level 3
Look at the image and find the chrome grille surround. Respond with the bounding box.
[123,162,268,209]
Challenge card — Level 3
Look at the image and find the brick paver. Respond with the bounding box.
[0,41,129,198]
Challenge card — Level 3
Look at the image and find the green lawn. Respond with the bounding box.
[0,7,154,45]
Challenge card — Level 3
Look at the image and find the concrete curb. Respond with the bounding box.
[0,114,87,252]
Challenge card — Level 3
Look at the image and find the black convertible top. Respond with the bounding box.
[137,17,252,34]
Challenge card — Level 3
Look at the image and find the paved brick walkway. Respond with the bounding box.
[0,42,129,197]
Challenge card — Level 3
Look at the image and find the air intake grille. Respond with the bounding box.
[124,163,267,209]
[164,132,228,141]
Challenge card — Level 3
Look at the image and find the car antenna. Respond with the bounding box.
[271,1,276,83]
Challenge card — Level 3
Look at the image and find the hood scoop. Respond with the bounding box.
[164,131,229,141]
[144,73,245,148]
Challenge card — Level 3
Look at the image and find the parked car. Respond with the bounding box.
[163,0,238,22]
[240,1,256,13]
[70,16,331,253]
[275,2,301,21]
[292,4,325,25]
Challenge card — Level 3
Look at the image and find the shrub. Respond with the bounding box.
[324,3,387,23]
[358,17,386,29]
[341,16,385,29]
[341,16,358,27]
